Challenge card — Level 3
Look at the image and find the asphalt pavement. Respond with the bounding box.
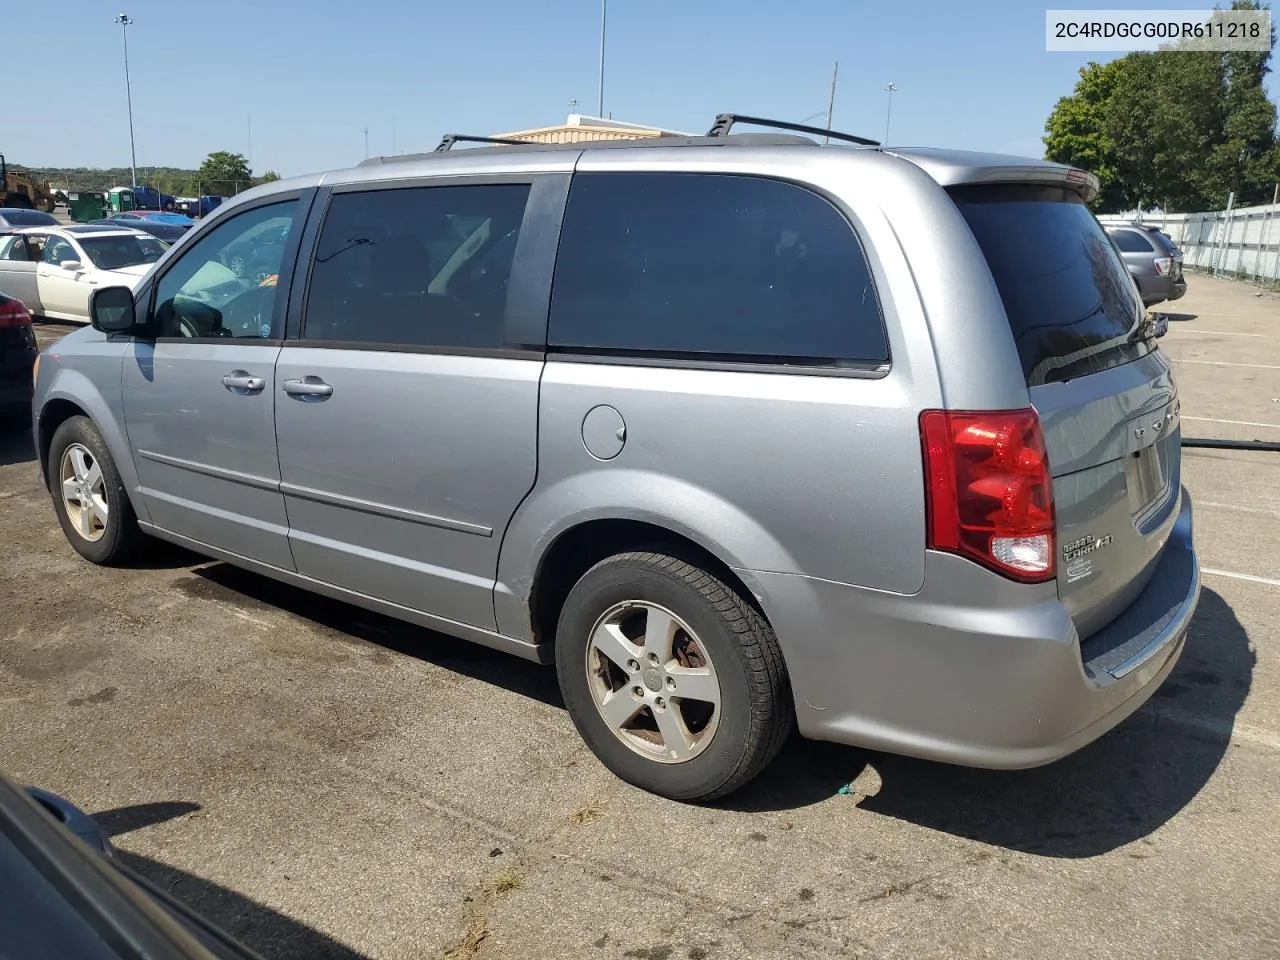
[2,275,1279,959]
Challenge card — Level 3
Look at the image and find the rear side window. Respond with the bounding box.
[549,173,887,366]
[304,184,530,350]
[1110,229,1155,253]
[951,184,1145,387]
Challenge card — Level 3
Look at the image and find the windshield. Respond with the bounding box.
[950,184,1146,386]
[76,235,167,270]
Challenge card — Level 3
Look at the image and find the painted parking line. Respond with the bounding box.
[1203,567,1280,588]
[1171,359,1280,370]
[1183,416,1280,430]
[1198,501,1280,518]
[1169,330,1265,338]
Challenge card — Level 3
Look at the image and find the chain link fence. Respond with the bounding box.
[1097,189,1280,290]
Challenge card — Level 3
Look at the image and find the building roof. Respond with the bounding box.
[493,113,694,145]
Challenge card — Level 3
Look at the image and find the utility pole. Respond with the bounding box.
[883,82,898,146]
[247,115,253,178]
[363,124,369,159]
[114,13,137,192]
[597,0,607,117]
[824,61,839,143]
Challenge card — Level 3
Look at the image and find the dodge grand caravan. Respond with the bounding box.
[32,115,1200,801]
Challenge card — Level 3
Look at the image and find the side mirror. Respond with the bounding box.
[90,286,137,334]
[60,260,83,272]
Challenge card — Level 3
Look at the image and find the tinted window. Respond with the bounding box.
[303,184,531,349]
[1110,229,1154,253]
[0,236,28,261]
[0,209,57,226]
[951,185,1145,387]
[77,234,166,270]
[42,237,78,266]
[152,200,298,339]
[548,173,887,366]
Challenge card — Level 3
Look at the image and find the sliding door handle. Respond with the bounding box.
[282,376,334,399]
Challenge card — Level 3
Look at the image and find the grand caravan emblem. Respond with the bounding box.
[1063,534,1114,584]
[1063,534,1113,561]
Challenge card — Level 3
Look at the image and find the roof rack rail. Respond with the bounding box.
[433,134,532,153]
[705,113,879,147]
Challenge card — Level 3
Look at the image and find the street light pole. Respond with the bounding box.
[597,0,607,117]
[115,13,137,194]
[883,82,898,146]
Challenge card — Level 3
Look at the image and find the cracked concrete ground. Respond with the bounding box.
[2,274,1279,959]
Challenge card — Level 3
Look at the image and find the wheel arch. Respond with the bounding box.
[526,518,773,656]
[495,471,795,654]
[37,376,148,523]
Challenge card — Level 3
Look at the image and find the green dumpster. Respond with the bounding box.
[67,191,107,223]
[107,188,135,213]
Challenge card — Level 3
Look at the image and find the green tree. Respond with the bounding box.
[1043,58,1132,211]
[197,151,252,194]
[253,170,281,186]
[1044,0,1278,212]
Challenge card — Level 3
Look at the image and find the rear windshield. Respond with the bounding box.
[77,235,167,270]
[0,209,57,226]
[950,184,1147,386]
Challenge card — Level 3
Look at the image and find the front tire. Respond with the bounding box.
[48,416,146,565]
[555,552,792,802]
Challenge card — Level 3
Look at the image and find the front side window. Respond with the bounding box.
[548,173,888,366]
[42,237,79,267]
[151,200,298,339]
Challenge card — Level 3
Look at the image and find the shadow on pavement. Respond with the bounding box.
[92,801,368,960]
[191,562,564,709]
[92,800,201,836]
[187,558,1250,859]
[1162,312,1198,321]
[724,588,1252,858]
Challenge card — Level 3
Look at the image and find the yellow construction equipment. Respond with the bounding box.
[0,155,57,212]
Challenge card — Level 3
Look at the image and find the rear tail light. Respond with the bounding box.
[0,298,31,329]
[920,408,1056,582]
[1153,257,1174,277]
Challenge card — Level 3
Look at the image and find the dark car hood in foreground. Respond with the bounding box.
[0,774,260,960]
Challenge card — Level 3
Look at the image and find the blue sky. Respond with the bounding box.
[13,0,1279,176]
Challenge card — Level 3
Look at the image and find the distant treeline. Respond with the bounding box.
[31,167,204,195]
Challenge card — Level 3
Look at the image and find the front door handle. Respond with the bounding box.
[282,376,334,399]
[221,371,266,393]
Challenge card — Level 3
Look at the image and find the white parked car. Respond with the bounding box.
[0,225,167,323]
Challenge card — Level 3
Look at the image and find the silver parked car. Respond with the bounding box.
[31,115,1199,801]
[1106,222,1187,307]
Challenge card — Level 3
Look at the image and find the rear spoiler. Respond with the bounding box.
[885,150,1101,203]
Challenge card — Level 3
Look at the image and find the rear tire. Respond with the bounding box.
[555,551,792,802]
[48,416,147,565]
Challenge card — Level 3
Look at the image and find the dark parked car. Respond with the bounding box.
[91,213,192,244]
[0,773,259,959]
[0,292,36,429]
[0,207,58,229]
[1106,223,1186,307]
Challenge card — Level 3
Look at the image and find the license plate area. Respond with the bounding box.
[1126,441,1172,527]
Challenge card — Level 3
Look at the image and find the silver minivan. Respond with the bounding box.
[32,116,1200,801]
